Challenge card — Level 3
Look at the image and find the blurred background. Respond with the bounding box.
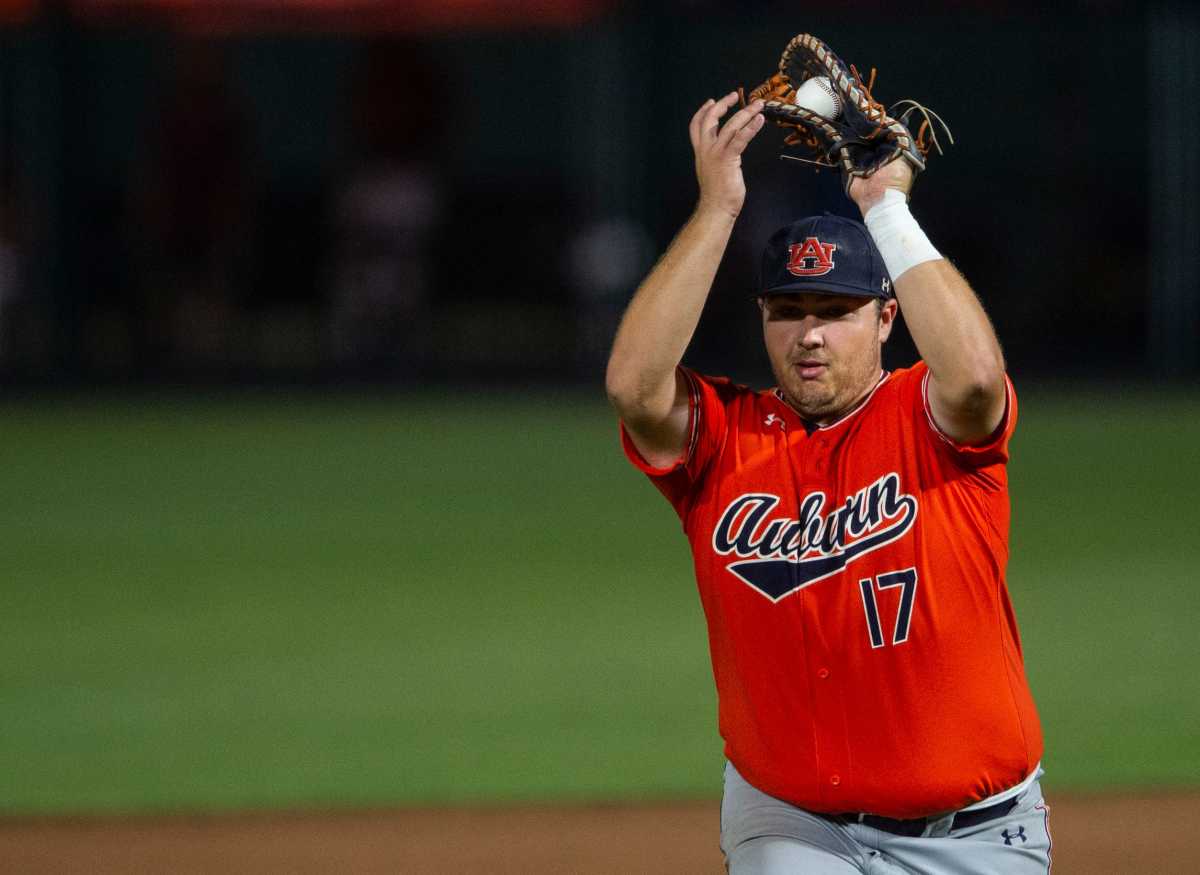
[2,0,1198,846]
[0,0,1196,387]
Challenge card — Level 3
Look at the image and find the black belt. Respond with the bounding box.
[833,795,1019,838]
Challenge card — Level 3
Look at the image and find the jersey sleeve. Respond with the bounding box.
[619,366,730,515]
[910,362,1018,471]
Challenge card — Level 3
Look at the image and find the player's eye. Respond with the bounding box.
[769,307,804,321]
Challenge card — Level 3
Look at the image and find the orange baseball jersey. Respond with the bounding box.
[620,362,1043,820]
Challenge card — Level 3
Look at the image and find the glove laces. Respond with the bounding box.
[890,100,955,158]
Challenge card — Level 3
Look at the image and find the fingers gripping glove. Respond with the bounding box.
[743,34,952,188]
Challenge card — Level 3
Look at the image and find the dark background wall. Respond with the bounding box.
[0,1,1194,390]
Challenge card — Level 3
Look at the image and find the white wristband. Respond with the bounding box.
[862,188,941,281]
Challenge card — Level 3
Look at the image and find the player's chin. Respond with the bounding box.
[783,381,836,418]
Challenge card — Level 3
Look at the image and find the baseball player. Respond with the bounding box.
[606,92,1049,873]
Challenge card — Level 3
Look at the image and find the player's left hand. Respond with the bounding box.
[848,155,914,215]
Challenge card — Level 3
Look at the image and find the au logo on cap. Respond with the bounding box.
[786,237,837,277]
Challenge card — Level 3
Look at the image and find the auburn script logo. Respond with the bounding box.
[787,237,837,276]
[711,472,918,602]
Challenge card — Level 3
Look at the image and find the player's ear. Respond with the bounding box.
[877,299,898,344]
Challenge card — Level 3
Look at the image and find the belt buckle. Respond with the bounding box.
[854,813,927,837]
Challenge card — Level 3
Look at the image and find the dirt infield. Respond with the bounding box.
[2,792,1195,874]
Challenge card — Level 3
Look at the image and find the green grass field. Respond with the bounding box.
[2,387,1198,814]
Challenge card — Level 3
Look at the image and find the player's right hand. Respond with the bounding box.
[689,93,765,220]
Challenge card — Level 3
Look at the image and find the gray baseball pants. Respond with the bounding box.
[720,762,1052,874]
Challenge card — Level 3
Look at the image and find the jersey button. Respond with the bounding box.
[817,667,830,679]
[830,775,841,786]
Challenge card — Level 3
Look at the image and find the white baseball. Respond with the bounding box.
[792,76,842,119]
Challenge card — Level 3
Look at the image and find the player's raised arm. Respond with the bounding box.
[605,93,764,467]
[848,162,1007,444]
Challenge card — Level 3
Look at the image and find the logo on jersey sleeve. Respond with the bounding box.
[711,472,917,602]
[786,237,837,276]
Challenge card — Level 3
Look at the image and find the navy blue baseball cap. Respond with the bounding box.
[759,215,893,300]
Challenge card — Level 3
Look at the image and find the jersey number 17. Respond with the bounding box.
[858,568,918,649]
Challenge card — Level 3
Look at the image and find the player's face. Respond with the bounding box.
[760,293,896,424]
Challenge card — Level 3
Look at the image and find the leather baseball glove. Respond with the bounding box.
[743,34,952,188]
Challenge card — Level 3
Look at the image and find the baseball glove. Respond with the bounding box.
[743,34,952,188]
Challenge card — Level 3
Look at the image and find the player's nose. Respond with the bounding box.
[797,317,825,347]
